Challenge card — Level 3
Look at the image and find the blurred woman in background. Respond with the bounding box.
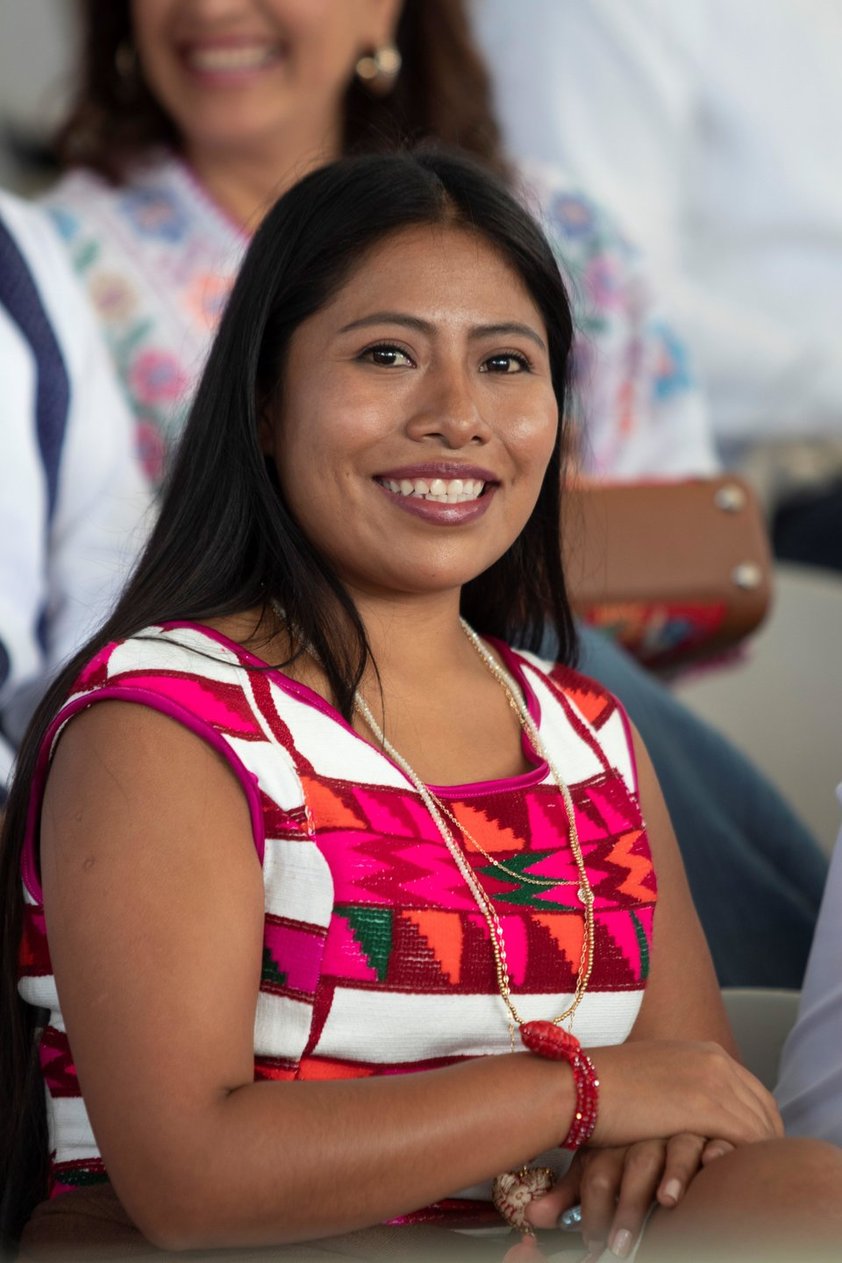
[44,0,712,487]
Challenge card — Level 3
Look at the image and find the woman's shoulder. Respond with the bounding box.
[509,644,621,708]
[39,152,235,252]
[41,153,173,220]
[507,645,636,773]
[64,622,261,711]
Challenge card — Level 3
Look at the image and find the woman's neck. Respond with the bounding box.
[184,126,340,231]
[352,591,480,696]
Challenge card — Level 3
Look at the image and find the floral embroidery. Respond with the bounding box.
[49,206,78,241]
[548,192,598,238]
[651,322,693,401]
[89,272,137,324]
[583,255,625,312]
[129,348,189,406]
[186,270,235,330]
[119,187,189,243]
[135,419,167,487]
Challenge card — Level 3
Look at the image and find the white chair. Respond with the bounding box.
[675,561,842,854]
[721,987,800,1090]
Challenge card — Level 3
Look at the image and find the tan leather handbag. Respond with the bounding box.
[563,476,773,669]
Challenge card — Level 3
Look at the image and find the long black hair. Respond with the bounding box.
[0,149,575,1244]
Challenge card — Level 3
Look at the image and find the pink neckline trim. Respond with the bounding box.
[163,621,549,796]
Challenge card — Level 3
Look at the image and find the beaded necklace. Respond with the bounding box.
[352,619,595,1033]
[351,622,600,1248]
[276,607,600,1245]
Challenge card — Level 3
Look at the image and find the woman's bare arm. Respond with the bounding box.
[624,725,737,1053]
[41,706,776,1251]
[41,702,579,1249]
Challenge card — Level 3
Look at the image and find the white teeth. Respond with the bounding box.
[187,45,278,72]
[379,477,486,503]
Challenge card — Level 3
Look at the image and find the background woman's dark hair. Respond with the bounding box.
[0,148,574,1245]
[55,0,509,183]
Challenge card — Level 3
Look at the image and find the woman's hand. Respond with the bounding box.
[526,1134,735,1258]
[585,1039,783,1150]
[523,1039,780,1257]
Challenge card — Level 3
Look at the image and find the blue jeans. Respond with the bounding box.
[573,626,827,987]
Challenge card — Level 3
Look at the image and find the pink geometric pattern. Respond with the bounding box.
[17,624,657,1215]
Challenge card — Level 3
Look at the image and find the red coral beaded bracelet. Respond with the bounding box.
[519,1020,600,1149]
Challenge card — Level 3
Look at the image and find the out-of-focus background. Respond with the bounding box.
[0,0,74,192]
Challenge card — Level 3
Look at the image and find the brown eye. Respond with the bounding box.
[482,353,530,374]
[360,344,414,367]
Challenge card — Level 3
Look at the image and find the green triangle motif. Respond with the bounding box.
[261,947,288,988]
[338,905,393,981]
[59,1167,110,1188]
[478,851,579,912]
[630,910,650,980]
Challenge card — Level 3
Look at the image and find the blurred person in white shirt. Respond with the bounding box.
[0,191,150,799]
[473,0,842,570]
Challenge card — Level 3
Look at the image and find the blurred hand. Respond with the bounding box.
[526,1133,735,1257]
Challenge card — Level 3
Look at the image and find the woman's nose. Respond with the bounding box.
[405,366,490,447]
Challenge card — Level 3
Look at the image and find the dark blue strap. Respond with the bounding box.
[0,213,70,528]
[0,212,71,659]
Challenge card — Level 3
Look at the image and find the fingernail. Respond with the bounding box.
[662,1177,682,1203]
[610,1227,633,1258]
[706,1145,728,1160]
[558,1204,583,1230]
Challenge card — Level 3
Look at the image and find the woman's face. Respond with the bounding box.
[262,224,559,604]
[130,0,399,160]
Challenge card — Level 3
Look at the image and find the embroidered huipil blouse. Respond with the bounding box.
[18,624,657,1221]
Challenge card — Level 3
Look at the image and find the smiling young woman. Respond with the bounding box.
[3,153,841,1261]
[260,223,559,613]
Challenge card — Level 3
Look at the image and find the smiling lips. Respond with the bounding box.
[379,476,486,504]
[374,467,498,524]
[182,42,283,77]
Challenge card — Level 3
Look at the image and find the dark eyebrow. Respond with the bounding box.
[472,322,547,352]
[338,313,433,335]
[338,313,547,352]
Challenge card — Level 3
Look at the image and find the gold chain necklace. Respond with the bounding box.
[351,620,595,1031]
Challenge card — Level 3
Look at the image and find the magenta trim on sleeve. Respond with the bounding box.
[486,637,543,727]
[615,701,642,800]
[161,622,550,794]
[527,662,615,777]
[523,657,642,800]
[21,685,267,904]
[162,621,364,739]
[158,622,550,795]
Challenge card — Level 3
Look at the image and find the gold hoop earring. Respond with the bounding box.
[354,44,402,97]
